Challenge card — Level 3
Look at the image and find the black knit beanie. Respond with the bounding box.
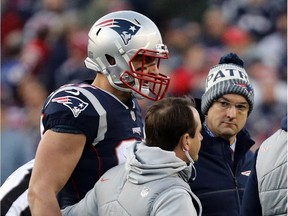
[201,53,254,115]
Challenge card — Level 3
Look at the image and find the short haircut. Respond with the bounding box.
[145,96,197,151]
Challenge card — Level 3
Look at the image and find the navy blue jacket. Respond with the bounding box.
[189,99,255,216]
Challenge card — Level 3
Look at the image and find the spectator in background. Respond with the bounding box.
[1,76,48,184]
[0,104,36,184]
[245,60,287,148]
[241,115,287,216]
[189,53,255,216]
[229,0,275,40]
[200,6,227,49]
[255,9,287,81]
[1,30,24,103]
[20,0,81,91]
[55,30,94,88]
[168,42,208,98]
[20,25,51,77]
[16,76,49,144]
[62,96,203,216]
[222,26,255,57]
[197,5,228,76]
[162,18,196,71]
[1,0,25,45]
[22,0,66,43]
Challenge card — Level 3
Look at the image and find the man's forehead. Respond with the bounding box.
[219,94,248,103]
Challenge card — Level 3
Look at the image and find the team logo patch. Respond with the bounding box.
[96,18,141,45]
[234,83,253,93]
[132,127,141,135]
[241,170,251,176]
[52,96,88,117]
[140,187,150,197]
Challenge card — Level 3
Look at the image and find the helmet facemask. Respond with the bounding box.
[120,47,170,101]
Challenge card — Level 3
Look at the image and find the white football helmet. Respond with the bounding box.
[85,10,170,101]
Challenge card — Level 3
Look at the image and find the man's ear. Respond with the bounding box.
[180,133,190,151]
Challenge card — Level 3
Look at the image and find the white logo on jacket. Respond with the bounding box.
[241,170,251,176]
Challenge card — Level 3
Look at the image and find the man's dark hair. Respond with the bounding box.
[145,96,197,151]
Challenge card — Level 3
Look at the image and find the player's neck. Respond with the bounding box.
[92,73,131,103]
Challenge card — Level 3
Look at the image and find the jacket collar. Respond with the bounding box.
[201,126,255,157]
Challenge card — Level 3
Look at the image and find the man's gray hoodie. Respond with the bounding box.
[61,142,202,216]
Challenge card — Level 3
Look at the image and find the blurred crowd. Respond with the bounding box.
[1,0,287,183]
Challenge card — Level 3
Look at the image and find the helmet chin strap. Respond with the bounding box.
[183,149,197,181]
[132,83,150,100]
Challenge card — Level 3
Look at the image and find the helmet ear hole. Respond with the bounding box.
[105,54,116,65]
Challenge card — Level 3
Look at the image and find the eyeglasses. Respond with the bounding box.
[213,99,249,113]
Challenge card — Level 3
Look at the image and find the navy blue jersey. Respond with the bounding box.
[41,83,144,207]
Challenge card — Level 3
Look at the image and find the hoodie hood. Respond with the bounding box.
[126,142,191,185]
